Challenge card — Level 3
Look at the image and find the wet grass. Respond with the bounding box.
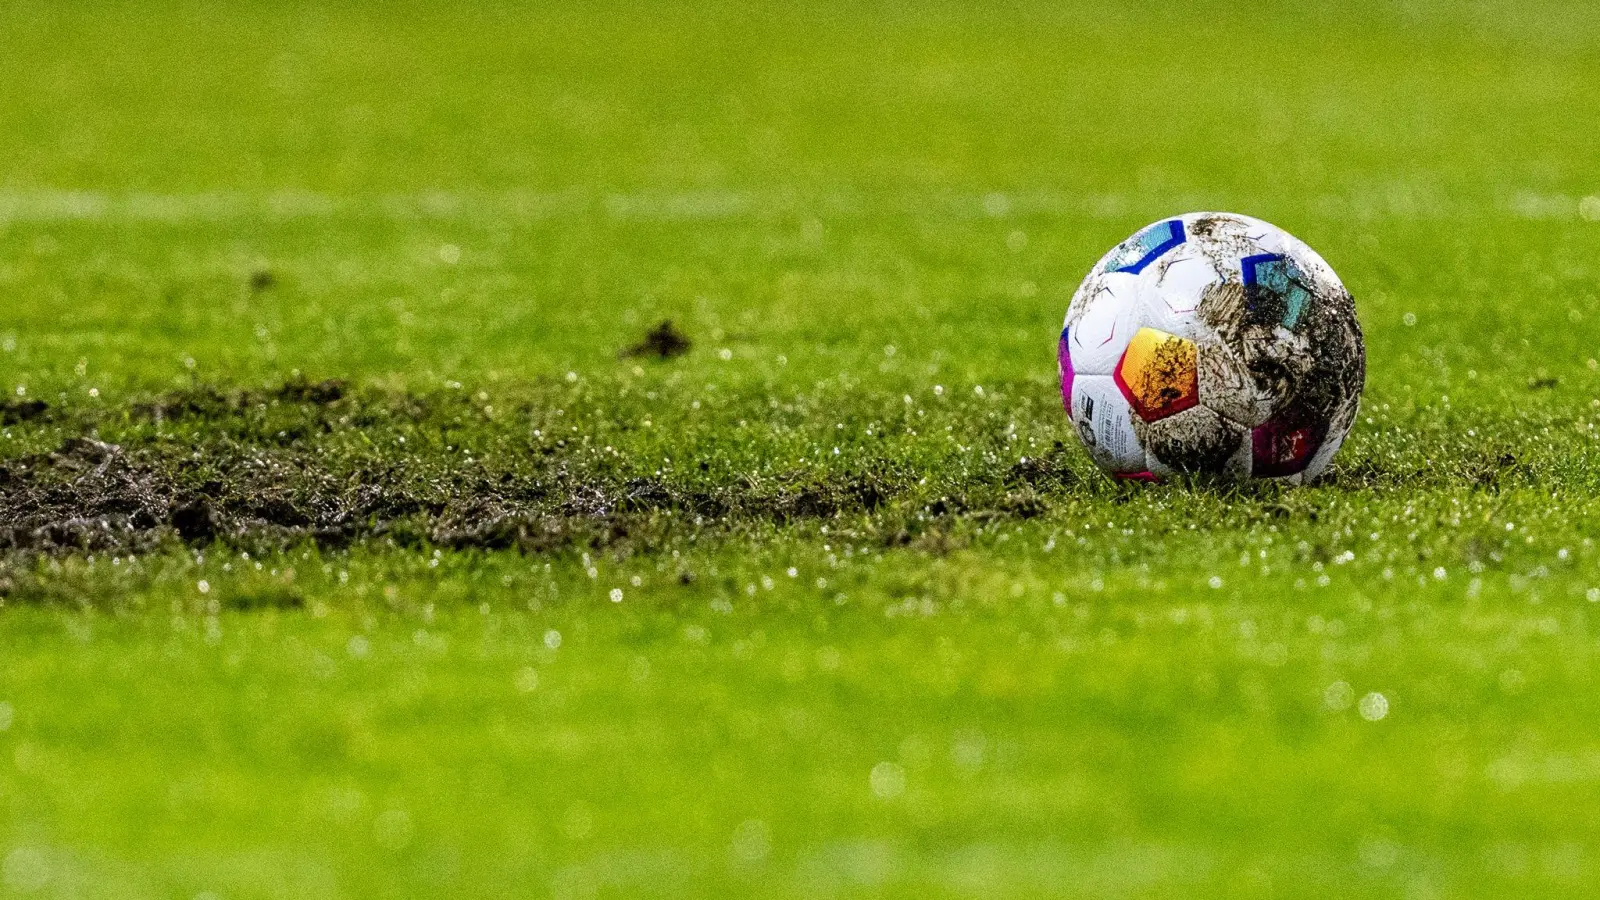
[4,0,1600,897]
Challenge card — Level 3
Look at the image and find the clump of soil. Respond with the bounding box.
[0,399,48,425]
[621,320,692,359]
[274,376,345,405]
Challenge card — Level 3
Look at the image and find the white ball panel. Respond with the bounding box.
[1066,273,1140,376]
[1070,375,1145,474]
[1287,237,1347,293]
[1065,269,1099,315]
[1138,250,1220,341]
[1242,221,1290,255]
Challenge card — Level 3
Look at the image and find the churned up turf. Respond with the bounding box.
[0,369,1560,561]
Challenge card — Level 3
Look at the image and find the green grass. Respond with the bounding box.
[4,0,1600,896]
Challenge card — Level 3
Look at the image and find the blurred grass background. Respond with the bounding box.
[1,0,1597,393]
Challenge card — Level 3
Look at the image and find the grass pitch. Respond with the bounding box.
[4,1,1600,896]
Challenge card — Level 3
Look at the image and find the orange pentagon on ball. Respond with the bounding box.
[1113,327,1200,422]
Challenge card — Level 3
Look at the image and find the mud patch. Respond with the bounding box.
[0,377,1521,567]
[0,381,1092,559]
[0,439,929,556]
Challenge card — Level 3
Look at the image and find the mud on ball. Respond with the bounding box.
[1058,212,1365,483]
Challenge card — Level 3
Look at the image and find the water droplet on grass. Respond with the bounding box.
[1359,692,1390,721]
[1324,681,1354,710]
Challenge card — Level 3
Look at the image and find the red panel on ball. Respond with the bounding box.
[1251,418,1328,477]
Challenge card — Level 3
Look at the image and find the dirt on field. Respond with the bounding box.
[0,379,1091,560]
[620,320,693,359]
[0,378,1531,566]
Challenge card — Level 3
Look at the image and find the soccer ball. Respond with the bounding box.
[1059,212,1364,483]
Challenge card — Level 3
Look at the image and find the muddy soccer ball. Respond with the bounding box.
[1058,212,1364,483]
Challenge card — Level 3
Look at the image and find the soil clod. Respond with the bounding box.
[621,320,692,359]
[0,399,48,425]
[171,500,218,543]
[274,377,346,405]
